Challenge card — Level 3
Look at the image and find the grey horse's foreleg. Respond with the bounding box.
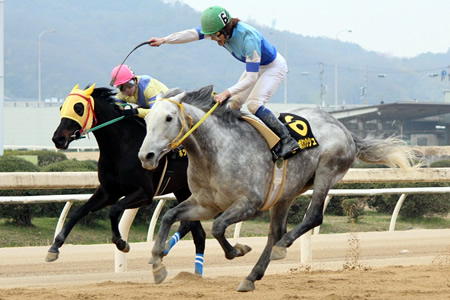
[211,200,258,260]
[151,206,178,284]
[237,201,290,292]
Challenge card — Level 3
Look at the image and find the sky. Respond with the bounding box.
[175,0,450,58]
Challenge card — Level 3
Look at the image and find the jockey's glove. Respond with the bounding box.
[122,108,139,117]
[137,108,150,118]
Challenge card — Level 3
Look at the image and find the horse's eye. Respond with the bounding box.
[74,103,84,117]
[166,115,172,122]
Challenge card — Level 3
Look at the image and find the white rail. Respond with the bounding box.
[1,187,450,269]
[1,168,450,270]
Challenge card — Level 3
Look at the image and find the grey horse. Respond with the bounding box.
[138,86,418,292]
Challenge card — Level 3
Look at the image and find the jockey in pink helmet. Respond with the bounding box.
[110,65,168,118]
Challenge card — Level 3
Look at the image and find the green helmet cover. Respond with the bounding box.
[200,6,231,35]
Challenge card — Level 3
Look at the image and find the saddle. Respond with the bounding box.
[242,112,319,156]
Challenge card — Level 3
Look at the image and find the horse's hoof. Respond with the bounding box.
[120,242,130,253]
[235,243,252,257]
[115,240,130,253]
[236,279,255,292]
[45,251,59,262]
[270,245,287,260]
[153,264,168,284]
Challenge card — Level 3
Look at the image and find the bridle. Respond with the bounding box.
[157,98,220,149]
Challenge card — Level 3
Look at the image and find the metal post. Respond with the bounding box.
[38,29,56,106]
[334,29,352,108]
[0,0,4,156]
[284,32,288,104]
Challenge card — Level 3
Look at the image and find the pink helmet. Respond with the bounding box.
[110,65,135,87]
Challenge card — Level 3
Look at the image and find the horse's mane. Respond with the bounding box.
[90,86,145,126]
[90,87,117,106]
[165,85,243,123]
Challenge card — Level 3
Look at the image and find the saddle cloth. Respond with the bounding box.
[242,112,319,151]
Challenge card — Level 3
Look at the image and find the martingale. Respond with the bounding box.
[279,113,319,150]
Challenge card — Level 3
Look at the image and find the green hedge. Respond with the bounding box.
[0,155,40,172]
[0,153,97,226]
[41,159,97,172]
[430,160,450,168]
[3,150,67,167]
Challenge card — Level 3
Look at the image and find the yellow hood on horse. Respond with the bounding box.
[60,84,96,131]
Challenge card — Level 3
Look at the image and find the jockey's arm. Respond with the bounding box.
[227,51,260,109]
[162,28,203,44]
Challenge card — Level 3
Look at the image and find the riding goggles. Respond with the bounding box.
[119,79,137,92]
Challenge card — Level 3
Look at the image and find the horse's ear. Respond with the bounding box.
[172,91,186,103]
[71,84,79,93]
[85,83,96,96]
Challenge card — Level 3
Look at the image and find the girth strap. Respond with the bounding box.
[261,159,288,211]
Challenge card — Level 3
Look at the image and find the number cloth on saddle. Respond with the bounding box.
[279,113,319,150]
[242,113,319,151]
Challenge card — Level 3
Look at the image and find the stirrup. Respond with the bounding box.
[275,140,300,160]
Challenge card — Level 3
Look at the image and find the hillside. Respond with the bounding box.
[4,0,450,105]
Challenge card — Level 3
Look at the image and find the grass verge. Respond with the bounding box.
[0,212,448,248]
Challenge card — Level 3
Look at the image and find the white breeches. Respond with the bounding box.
[230,53,288,114]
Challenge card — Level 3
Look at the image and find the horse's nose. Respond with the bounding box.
[52,135,68,149]
[138,150,158,170]
[139,151,155,162]
[145,152,155,161]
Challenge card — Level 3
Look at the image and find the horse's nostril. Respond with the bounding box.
[145,152,155,161]
[52,136,64,145]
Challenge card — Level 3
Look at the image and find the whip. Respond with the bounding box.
[110,41,151,87]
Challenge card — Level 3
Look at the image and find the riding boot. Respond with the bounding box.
[255,106,300,159]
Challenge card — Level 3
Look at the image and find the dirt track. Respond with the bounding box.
[1,229,449,299]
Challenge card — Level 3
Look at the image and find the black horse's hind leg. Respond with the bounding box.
[151,199,216,284]
[46,187,117,262]
[109,188,150,252]
[171,220,206,274]
[164,190,206,275]
[237,200,291,292]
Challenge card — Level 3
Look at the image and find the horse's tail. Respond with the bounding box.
[352,133,422,170]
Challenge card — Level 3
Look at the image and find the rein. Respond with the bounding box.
[79,116,125,137]
[76,104,134,140]
[163,98,220,149]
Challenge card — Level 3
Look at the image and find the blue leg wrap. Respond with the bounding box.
[195,253,204,276]
[164,232,180,255]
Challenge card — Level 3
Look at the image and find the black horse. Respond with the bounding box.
[49,84,205,274]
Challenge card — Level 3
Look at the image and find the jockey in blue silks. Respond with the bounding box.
[148,5,299,159]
